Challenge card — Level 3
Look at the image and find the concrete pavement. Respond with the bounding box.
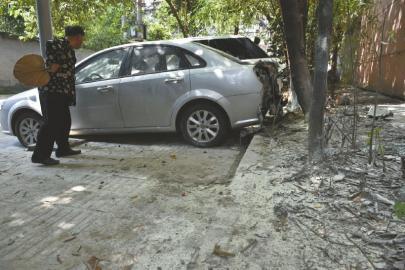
[0,132,247,269]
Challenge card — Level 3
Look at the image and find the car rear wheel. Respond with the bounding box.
[14,112,43,148]
[180,103,229,147]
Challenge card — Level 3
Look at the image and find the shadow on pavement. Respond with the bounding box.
[73,130,242,148]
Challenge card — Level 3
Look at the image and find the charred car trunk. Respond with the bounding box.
[253,61,284,118]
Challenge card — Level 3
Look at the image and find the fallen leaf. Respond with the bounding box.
[87,256,102,270]
[170,154,177,160]
[213,244,235,257]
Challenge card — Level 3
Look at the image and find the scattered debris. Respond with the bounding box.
[85,256,102,270]
[367,106,394,119]
[241,239,258,254]
[63,235,77,243]
[213,244,235,258]
[336,93,351,105]
[56,254,63,264]
[72,245,82,256]
[257,99,405,268]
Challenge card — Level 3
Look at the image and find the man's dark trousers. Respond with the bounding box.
[32,92,71,160]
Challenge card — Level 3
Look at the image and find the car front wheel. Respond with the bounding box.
[180,103,229,147]
[14,112,43,148]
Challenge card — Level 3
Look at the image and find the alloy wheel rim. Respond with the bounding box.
[187,110,219,143]
[19,118,40,146]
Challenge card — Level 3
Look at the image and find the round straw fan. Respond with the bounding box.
[14,54,50,87]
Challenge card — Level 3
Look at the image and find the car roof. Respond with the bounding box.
[93,36,252,52]
[76,38,245,68]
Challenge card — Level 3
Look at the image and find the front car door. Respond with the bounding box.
[71,48,128,130]
[118,45,191,128]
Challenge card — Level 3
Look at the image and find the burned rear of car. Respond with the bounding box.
[253,61,284,117]
[193,36,285,118]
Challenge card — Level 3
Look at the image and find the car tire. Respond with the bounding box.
[179,103,229,147]
[14,111,43,148]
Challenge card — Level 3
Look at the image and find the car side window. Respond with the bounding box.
[76,49,126,84]
[129,46,188,76]
[184,52,205,68]
[130,46,162,75]
[165,53,181,71]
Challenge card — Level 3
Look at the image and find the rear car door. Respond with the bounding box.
[118,45,191,127]
[71,48,128,129]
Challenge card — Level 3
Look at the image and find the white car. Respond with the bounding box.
[1,39,266,148]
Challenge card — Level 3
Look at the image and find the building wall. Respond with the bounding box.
[0,34,93,88]
[356,0,405,99]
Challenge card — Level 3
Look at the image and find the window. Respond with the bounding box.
[76,49,126,84]
[129,46,188,75]
[194,38,268,60]
[166,53,181,71]
[130,46,162,75]
[184,53,205,68]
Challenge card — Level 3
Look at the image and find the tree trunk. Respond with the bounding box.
[329,42,339,97]
[279,0,313,115]
[234,25,239,35]
[308,0,334,161]
[165,0,189,37]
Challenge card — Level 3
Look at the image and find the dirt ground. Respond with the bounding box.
[229,88,405,269]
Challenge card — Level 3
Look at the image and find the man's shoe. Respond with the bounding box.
[56,149,81,158]
[32,157,60,165]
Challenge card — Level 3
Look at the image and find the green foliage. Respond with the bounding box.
[196,0,263,34]
[1,1,37,40]
[147,23,172,41]
[84,4,129,51]
[0,0,377,62]
[0,0,134,49]
[0,2,25,36]
[394,202,405,219]
[148,1,181,38]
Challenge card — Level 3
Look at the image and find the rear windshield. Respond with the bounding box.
[194,37,268,60]
[194,43,245,64]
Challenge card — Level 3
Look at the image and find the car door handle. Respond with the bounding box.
[164,77,184,84]
[97,86,114,93]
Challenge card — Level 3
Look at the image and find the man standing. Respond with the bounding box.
[32,26,84,165]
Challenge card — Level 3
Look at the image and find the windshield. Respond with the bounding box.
[194,37,268,60]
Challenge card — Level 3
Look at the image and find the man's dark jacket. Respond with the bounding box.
[38,38,76,105]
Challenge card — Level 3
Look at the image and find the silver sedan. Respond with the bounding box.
[0,40,263,147]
